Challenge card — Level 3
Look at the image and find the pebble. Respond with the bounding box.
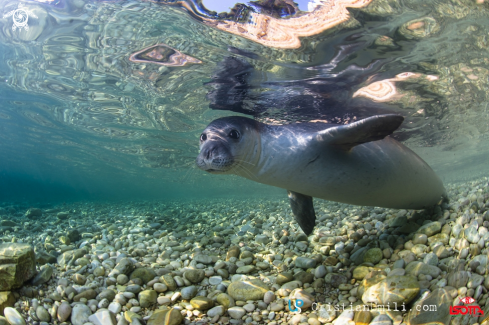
[88,310,117,325]
[207,305,225,317]
[264,291,276,304]
[228,306,246,319]
[57,301,72,322]
[295,257,316,269]
[71,304,92,325]
[181,285,198,300]
[4,307,26,325]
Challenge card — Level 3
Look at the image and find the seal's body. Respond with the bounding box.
[196,115,446,234]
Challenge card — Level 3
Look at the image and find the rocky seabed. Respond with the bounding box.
[1,178,489,325]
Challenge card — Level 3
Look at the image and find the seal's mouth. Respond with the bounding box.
[196,157,234,172]
[196,147,235,173]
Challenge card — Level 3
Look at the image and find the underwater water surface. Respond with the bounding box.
[0,0,488,202]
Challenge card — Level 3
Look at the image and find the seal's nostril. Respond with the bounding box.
[204,147,213,160]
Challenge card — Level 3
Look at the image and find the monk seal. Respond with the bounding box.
[196,115,447,235]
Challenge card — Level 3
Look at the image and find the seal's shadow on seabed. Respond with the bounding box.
[195,114,448,235]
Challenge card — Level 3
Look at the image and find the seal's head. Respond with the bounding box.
[196,116,260,174]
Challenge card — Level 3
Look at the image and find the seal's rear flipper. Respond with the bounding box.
[316,114,404,150]
[287,190,316,235]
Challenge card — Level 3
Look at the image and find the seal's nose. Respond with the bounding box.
[200,142,223,163]
[201,145,214,161]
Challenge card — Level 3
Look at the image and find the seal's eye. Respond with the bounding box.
[200,133,207,141]
[228,130,240,139]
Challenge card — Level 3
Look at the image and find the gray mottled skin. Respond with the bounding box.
[196,115,447,229]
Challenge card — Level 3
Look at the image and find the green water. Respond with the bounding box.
[0,0,488,203]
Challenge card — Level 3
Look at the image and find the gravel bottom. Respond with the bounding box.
[1,177,489,325]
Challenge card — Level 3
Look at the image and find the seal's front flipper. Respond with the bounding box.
[316,114,404,150]
[287,190,316,235]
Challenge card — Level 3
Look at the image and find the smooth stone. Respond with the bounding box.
[324,273,348,288]
[31,265,53,285]
[353,310,372,325]
[447,270,469,288]
[207,306,225,317]
[228,306,246,319]
[363,248,383,264]
[228,279,269,301]
[88,310,117,325]
[276,272,294,285]
[0,316,9,325]
[117,274,129,285]
[405,261,441,278]
[255,235,269,244]
[389,216,407,228]
[209,276,222,285]
[369,314,392,325]
[181,285,198,300]
[190,296,214,310]
[407,288,451,325]
[73,274,86,285]
[73,289,97,301]
[57,301,72,322]
[130,268,156,284]
[315,265,326,278]
[295,257,316,269]
[353,266,372,280]
[146,308,183,325]
[226,247,240,260]
[467,274,484,288]
[125,284,141,293]
[350,245,368,263]
[465,226,480,244]
[412,234,427,245]
[93,266,105,276]
[108,302,122,314]
[280,280,302,292]
[243,303,255,312]
[4,307,26,325]
[264,291,276,304]
[184,269,205,283]
[124,310,143,323]
[36,306,50,322]
[423,253,438,266]
[362,275,420,305]
[416,222,441,237]
[216,293,235,308]
[110,258,134,277]
[153,282,167,293]
[194,254,213,264]
[138,290,157,308]
[270,302,284,311]
[289,289,314,309]
[236,265,255,274]
[71,304,92,325]
[160,274,177,291]
[157,296,171,305]
[97,289,116,302]
[333,310,354,325]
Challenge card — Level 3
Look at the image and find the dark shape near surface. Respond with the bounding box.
[206,56,257,114]
[129,44,201,67]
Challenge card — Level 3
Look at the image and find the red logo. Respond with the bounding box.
[461,297,475,304]
[450,297,484,317]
